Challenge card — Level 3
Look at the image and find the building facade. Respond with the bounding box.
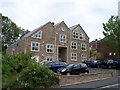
[6,21,89,63]
[90,39,118,60]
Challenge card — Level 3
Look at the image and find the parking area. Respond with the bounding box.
[88,67,113,73]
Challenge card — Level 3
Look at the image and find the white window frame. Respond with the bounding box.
[32,31,42,39]
[59,34,66,43]
[73,31,78,39]
[46,44,54,53]
[46,56,53,61]
[71,52,77,61]
[81,43,87,51]
[31,42,40,51]
[81,54,87,62]
[71,42,77,50]
[80,33,85,40]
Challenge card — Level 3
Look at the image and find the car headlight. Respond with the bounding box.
[61,68,66,72]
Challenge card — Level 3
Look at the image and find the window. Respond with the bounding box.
[31,42,40,51]
[32,31,42,39]
[71,53,77,61]
[81,54,87,61]
[81,43,87,51]
[73,32,78,39]
[46,56,53,61]
[46,44,54,53]
[61,28,64,32]
[60,34,66,43]
[80,33,85,40]
[71,42,77,50]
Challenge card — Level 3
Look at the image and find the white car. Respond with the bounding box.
[40,60,52,65]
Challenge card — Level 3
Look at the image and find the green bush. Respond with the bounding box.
[2,52,59,88]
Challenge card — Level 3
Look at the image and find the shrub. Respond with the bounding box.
[2,52,59,88]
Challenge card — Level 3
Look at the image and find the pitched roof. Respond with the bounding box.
[69,24,79,31]
[21,21,51,39]
[9,21,52,46]
[54,21,64,27]
[69,24,89,39]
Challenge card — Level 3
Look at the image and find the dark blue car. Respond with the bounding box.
[48,61,68,73]
[112,60,120,69]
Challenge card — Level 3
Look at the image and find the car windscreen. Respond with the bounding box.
[67,64,74,68]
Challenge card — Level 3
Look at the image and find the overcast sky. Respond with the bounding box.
[0,0,119,41]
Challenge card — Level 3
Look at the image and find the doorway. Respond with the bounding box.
[58,47,67,62]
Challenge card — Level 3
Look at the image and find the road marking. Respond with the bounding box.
[100,83,120,88]
[92,83,120,90]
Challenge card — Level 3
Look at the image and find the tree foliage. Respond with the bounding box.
[102,16,120,58]
[1,14,28,55]
[2,52,59,88]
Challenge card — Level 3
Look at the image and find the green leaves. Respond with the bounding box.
[1,14,27,55]
[2,52,59,88]
[102,16,120,58]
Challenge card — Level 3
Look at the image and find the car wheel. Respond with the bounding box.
[85,72,88,74]
[67,72,70,76]
[85,71,89,74]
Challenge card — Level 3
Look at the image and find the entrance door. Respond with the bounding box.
[58,47,67,62]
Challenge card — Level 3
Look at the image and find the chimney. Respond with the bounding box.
[51,22,54,25]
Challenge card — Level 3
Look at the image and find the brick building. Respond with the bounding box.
[7,21,90,63]
[90,39,118,60]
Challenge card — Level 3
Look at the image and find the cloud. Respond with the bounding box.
[0,0,119,41]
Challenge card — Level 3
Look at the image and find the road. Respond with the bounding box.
[60,76,120,89]
[60,69,120,89]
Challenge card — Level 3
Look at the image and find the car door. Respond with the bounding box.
[50,62,60,72]
[72,64,81,75]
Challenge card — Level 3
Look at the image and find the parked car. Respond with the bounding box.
[112,59,120,69]
[40,60,52,66]
[82,60,93,67]
[48,61,68,73]
[57,63,89,75]
[100,60,108,68]
[91,60,102,68]
[82,60,102,68]
[100,59,120,69]
[106,59,114,69]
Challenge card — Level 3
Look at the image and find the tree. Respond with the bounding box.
[103,16,120,59]
[1,14,28,55]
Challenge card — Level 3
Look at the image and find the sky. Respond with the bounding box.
[0,0,119,42]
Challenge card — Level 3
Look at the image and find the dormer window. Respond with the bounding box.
[80,33,85,40]
[32,31,42,39]
[73,32,78,39]
[61,28,64,32]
